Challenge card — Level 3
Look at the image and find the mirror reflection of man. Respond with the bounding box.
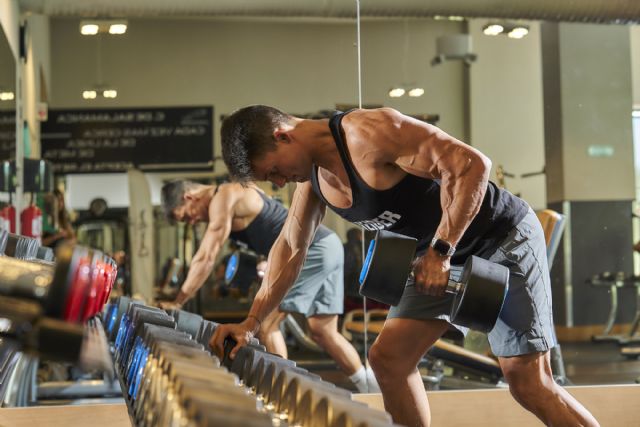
[160,180,379,392]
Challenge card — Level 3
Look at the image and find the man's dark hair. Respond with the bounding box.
[220,105,291,182]
[160,180,199,221]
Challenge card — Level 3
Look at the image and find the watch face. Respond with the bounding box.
[433,239,452,255]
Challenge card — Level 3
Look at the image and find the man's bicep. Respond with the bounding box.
[391,116,485,180]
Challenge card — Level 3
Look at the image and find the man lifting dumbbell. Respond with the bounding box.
[214,106,598,427]
[160,180,379,392]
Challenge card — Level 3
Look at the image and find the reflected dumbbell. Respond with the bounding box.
[224,249,259,293]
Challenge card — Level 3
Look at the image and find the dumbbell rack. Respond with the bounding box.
[106,298,401,427]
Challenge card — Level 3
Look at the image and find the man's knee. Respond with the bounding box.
[368,340,408,379]
[308,323,332,344]
[503,362,555,403]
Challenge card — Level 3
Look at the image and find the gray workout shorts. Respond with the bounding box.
[388,208,557,357]
[279,233,345,317]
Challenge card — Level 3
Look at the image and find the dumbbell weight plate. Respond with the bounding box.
[5,233,40,259]
[0,229,7,254]
[450,255,509,333]
[358,230,417,306]
[169,310,204,339]
[245,351,295,391]
[271,368,323,415]
[284,375,352,426]
[224,250,258,292]
[36,246,55,262]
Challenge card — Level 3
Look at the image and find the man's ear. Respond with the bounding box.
[184,191,196,202]
[274,130,291,144]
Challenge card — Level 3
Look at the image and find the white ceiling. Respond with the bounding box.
[17,0,640,24]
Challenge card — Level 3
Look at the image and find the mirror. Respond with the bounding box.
[5,3,638,413]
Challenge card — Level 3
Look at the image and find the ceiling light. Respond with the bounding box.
[483,24,504,36]
[80,23,99,36]
[80,20,128,35]
[108,23,127,35]
[388,88,405,98]
[408,88,424,97]
[82,90,97,100]
[483,22,529,39]
[103,89,118,98]
[0,91,15,101]
[508,26,529,39]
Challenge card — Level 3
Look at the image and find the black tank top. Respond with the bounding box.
[310,111,529,264]
[229,189,332,256]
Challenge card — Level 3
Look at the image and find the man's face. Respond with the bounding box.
[172,194,207,225]
[251,140,312,188]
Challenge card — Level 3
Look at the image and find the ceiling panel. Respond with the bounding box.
[18,0,640,24]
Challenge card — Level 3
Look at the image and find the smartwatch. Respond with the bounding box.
[430,237,455,257]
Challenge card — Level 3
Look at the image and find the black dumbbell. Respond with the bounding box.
[166,309,203,339]
[359,229,510,333]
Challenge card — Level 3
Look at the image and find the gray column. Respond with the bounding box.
[542,22,635,327]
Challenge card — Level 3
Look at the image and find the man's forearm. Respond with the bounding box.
[436,158,490,246]
[176,255,217,304]
[245,248,307,332]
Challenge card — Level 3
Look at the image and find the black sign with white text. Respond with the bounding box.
[41,106,214,174]
[0,111,15,161]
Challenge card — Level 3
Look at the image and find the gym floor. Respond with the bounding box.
[562,341,640,385]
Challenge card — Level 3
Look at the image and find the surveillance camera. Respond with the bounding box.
[430,55,445,67]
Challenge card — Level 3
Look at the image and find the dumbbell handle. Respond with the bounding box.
[446,281,464,295]
[408,270,464,295]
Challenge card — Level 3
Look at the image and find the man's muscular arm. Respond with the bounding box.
[172,184,243,306]
[364,108,491,294]
[211,182,326,357]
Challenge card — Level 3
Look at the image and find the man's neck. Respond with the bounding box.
[298,119,342,173]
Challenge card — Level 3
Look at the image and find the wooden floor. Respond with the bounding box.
[0,404,130,427]
[355,384,640,427]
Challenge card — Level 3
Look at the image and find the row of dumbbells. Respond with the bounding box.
[0,230,117,362]
[104,296,400,427]
[105,298,272,426]
[223,338,397,427]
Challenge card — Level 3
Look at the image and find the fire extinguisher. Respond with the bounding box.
[0,204,16,233]
[21,194,42,240]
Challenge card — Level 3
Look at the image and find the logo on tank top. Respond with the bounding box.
[355,210,401,231]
